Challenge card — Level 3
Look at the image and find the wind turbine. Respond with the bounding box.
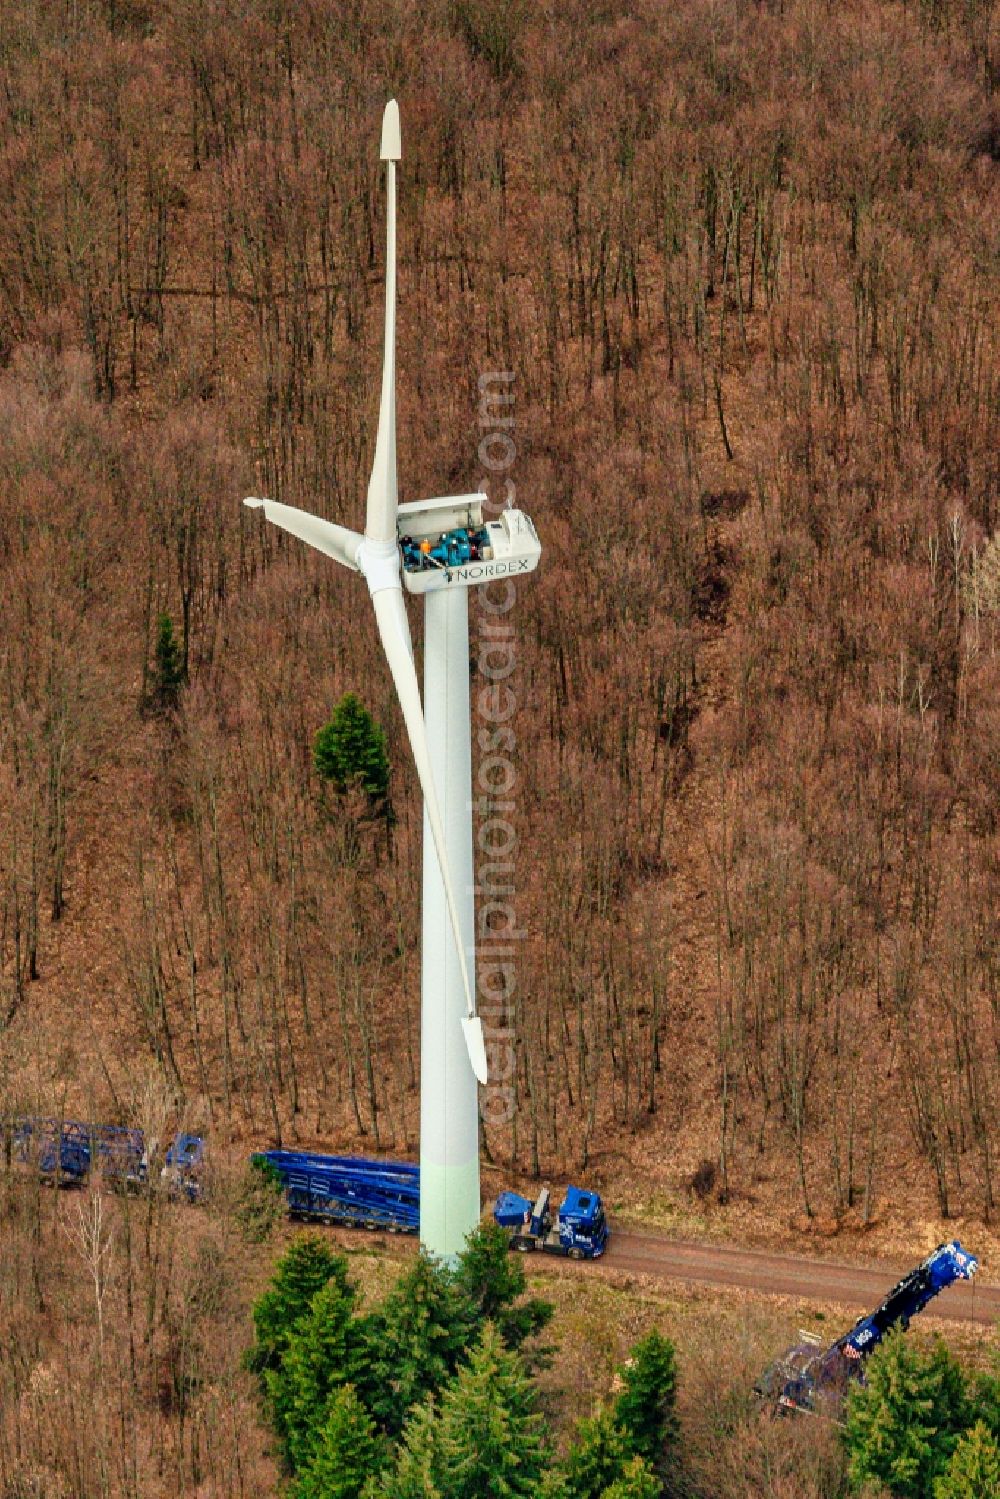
[244,100,541,1260]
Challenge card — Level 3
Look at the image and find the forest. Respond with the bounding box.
[0,0,997,1493]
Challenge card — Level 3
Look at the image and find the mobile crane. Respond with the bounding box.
[755,1240,979,1416]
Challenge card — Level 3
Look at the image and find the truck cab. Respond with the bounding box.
[558,1186,609,1257]
[163,1133,205,1200]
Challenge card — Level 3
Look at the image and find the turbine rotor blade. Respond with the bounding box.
[366,101,400,547]
[369,583,487,1085]
[244,497,363,571]
[461,1017,488,1089]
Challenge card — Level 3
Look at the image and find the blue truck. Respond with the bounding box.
[256,1154,610,1256]
[9,1117,204,1197]
[755,1240,979,1415]
[493,1184,610,1260]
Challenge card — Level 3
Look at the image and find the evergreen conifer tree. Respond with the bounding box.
[352,1254,476,1437]
[972,1354,1000,1442]
[600,1457,662,1499]
[369,1399,443,1499]
[293,1385,385,1499]
[235,1156,286,1244]
[454,1222,553,1354]
[845,1333,970,1499]
[559,1406,633,1499]
[153,610,184,708]
[455,1221,525,1320]
[434,1323,548,1498]
[248,1236,350,1378]
[613,1330,678,1480]
[933,1422,1000,1499]
[267,1275,359,1470]
[314,692,390,801]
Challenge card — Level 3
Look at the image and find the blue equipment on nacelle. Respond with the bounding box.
[400,525,491,575]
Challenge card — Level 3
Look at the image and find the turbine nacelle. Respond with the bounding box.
[397,493,541,595]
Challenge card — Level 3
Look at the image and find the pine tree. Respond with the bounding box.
[600,1457,662,1499]
[454,1222,553,1354]
[248,1236,351,1378]
[352,1254,476,1438]
[845,1333,971,1499]
[369,1399,443,1499]
[972,1353,1000,1442]
[435,1323,548,1499]
[293,1385,385,1499]
[152,610,184,708]
[559,1406,633,1499]
[267,1276,359,1471]
[613,1330,679,1480]
[933,1422,1000,1499]
[314,692,390,800]
[455,1221,526,1320]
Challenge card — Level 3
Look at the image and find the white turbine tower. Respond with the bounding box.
[244,101,540,1260]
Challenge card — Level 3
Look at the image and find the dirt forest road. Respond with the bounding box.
[545,1230,1000,1327]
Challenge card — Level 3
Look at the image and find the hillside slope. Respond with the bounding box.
[0,0,998,1264]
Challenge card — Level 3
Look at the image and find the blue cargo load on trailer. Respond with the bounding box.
[12,1118,93,1182]
[254,1149,420,1233]
[11,1118,146,1186]
[260,1149,418,1183]
[494,1184,609,1259]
